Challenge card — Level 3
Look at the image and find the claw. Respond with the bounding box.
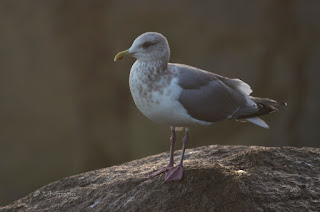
[150,165,172,177]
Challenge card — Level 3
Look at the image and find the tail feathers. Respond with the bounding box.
[231,97,287,120]
[233,97,286,129]
[250,97,287,107]
[234,102,277,119]
[245,117,270,129]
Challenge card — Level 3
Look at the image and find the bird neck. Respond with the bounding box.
[136,59,168,71]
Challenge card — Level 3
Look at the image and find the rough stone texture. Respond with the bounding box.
[1,145,320,212]
[2,0,320,205]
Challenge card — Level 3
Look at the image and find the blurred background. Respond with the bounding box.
[1,0,319,205]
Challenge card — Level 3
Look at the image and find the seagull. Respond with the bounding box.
[114,32,286,181]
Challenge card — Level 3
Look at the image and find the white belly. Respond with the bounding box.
[129,63,210,127]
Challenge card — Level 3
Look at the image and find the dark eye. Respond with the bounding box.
[142,41,155,49]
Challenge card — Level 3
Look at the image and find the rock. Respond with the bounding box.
[1,145,320,211]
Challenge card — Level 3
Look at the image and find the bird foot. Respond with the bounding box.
[150,165,173,177]
[165,165,183,181]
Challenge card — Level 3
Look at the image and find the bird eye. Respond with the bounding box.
[142,41,154,49]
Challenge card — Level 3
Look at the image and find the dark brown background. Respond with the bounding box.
[1,0,319,205]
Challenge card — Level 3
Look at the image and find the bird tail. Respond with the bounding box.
[250,97,287,108]
[245,117,270,129]
[233,97,287,128]
[236,97,287,119]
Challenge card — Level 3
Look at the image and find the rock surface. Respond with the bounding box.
[1,145,320,212]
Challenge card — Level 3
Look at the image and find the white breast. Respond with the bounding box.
[129,61,211,127]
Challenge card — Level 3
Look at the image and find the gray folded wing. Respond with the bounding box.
[172,64,252,122]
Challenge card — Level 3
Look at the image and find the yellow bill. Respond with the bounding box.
[114,49,134,62]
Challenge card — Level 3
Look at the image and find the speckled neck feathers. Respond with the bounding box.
[130,60,174,96]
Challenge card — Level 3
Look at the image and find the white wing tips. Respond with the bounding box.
[233,79,252,95]
[245,117,270,129]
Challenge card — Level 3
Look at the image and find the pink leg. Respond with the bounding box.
[150,127,176,177]
[165,129,189,181]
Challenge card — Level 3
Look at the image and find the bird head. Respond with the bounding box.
[114,32,170,63]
